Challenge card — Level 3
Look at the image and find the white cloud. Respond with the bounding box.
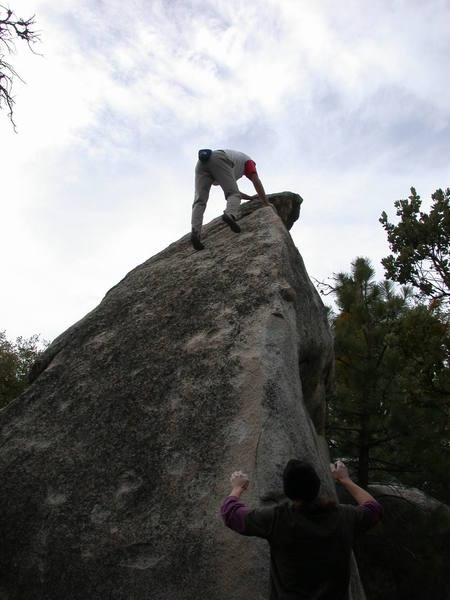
[1,0,449,341]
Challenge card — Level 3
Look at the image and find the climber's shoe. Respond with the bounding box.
[222,212,241,233]
[191,229,205,251]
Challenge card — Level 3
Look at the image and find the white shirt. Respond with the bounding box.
[221,149,253,180]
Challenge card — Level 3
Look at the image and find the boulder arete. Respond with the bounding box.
[0,193,366,599]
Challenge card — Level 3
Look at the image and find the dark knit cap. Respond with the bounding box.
[283,459,321,502]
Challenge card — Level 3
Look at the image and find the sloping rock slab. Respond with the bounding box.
[0,196,365,599]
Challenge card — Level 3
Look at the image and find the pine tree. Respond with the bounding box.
[380,187,450,308]
[327,258,449,501]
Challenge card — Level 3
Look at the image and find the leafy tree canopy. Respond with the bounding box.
[380,187,450,307]
[0,330,47,410]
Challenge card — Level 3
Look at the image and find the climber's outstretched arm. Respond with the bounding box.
[249,173,270,206]
[331,461,376,504]
[220,471,250,534]
[331,461,383,527]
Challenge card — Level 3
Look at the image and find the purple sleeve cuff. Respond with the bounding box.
[361,500,383,526]
[221,495,249,534]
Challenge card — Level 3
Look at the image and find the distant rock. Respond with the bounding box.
[0,193,365,599]
[355,484,450,600]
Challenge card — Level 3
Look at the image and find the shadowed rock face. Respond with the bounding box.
[0,194,364,599]
[355,486,450,600]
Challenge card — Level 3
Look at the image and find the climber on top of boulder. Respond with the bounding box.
[221,459,383,600]
[191,148,270,251]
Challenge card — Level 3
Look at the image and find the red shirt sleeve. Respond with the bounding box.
[244,160,257,179]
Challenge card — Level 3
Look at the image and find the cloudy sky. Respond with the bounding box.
[1,0,449,343]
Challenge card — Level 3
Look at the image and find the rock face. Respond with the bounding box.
[354,485,450,600]
[0,193,364,599]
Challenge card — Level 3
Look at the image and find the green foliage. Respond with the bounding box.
[380,187,450,306]
[0,331,47,410]
[327,257,450,501]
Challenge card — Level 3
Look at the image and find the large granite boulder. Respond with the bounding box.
[0,193,365,599]
[354,485,450,600]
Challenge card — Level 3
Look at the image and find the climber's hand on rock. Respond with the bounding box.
[230,470,250,496]
[330,460,350,483]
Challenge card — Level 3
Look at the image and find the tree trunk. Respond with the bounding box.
[358,393,370,488]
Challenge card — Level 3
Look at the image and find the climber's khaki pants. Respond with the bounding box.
[191,150,241,234]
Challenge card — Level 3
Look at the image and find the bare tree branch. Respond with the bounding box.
[0,5,40,130]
